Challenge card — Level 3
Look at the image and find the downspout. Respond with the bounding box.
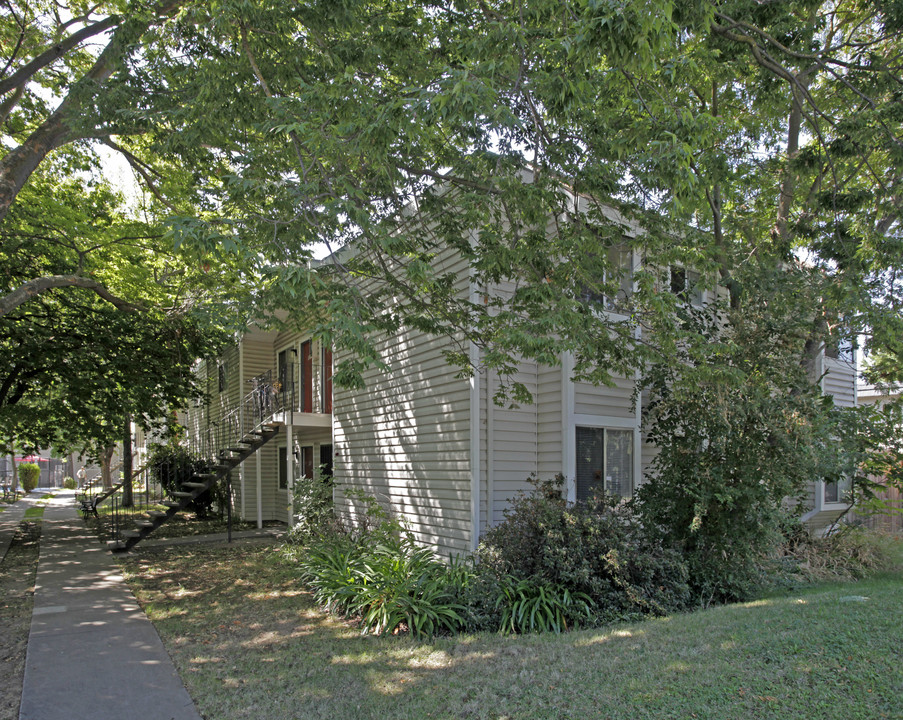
[469,340,481,552]
[562,351,577,503]
[486,369,494,528]
[469,265,481,551]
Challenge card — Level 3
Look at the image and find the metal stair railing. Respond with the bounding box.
[103,371,286,552]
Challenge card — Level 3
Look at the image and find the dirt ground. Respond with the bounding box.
[0,521,40,720]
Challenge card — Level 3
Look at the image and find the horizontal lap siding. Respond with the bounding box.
[823,357,856,408]
[334,248,473,559]
[487,364,539,527]
[235,338,278,521]
[537,363,562,482]
[573,374,636,417]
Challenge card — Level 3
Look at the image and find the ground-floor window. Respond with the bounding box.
[278,446,288,490]
[824,476,852,504]
[575,426,634,501]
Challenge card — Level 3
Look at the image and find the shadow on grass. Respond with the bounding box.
[119,545,903,720]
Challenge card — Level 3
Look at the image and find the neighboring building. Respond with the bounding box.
[854,380,902,533]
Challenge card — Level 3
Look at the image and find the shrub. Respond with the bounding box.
[777,523,897,583]
[297,494,465,638]
[476,475,690,625]
[290,471,339,543]
[147,444,216,518]
[18,462,40,492]
[63,476,77,490]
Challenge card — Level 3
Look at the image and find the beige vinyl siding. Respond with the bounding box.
[255,441,281,523]
[237,337,279,522]
[823,356,856,408]
[573,374,635,418]
[333,247,473,559]
[486,364,539,527]
[537,362,563,482]
[334,326,472,558]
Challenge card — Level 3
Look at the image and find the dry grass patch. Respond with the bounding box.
[119,539,903,720]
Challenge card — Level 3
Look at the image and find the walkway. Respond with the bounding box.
[18,489,202,720]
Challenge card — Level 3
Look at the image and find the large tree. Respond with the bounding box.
[3,2,902,477]
[0,3,256,454]
[94,0,899,389]
[4,1,901,383]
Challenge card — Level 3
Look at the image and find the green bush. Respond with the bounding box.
[147,444,216,518]
[495,577,593,634]
[297,495,465,638]
[63,476,77,490]
[475,475,690,625]
[18,462,40,492]
[776,522,897,584]
[290,471,339,543]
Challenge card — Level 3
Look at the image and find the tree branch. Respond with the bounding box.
[0,275,139,317]
[0,15,120,98]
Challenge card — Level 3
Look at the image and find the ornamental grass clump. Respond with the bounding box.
[297,493,465,639]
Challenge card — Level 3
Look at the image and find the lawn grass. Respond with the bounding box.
[22,507,43,521]
[120,539,903,720]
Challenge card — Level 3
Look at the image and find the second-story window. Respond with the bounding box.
[670,266,703,307]
[218,362,227,393]
[580,245,633,312]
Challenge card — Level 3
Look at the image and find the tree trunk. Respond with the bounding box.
[0,2,186,224]
[10,451,18,495]
[100,445,115,490]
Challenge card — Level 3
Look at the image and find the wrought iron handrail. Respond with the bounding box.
[92,373,287,547]
[188,370,290,465]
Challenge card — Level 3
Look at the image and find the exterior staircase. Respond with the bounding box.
[109,422,281,553]
[102,370,287,553]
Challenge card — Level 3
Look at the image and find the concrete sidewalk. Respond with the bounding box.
[19,489,202,720]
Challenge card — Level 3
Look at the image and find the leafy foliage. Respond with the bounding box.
[296,494,464,638]
[147,443,216,519]
[632,276,899,604]
[495,578,594,635]
[289,473,339,544]
[475,476,691,625]
[773,519,900,585]
[17,462,39,492]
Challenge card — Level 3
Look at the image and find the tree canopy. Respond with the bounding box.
[2,1,902,460]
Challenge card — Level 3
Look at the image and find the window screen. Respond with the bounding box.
[576,427,634,501]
